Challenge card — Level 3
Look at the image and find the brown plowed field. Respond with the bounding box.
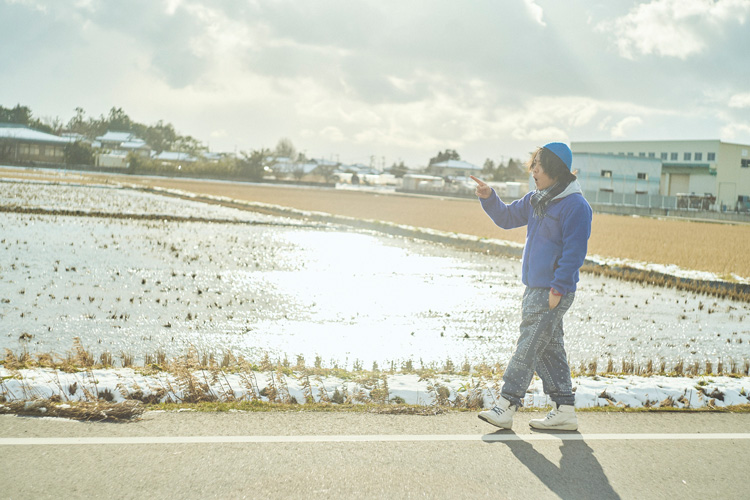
[3,168,749,278]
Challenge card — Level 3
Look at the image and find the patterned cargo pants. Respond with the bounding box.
[500,287,576,407]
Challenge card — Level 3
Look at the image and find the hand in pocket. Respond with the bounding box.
[548,290,561,310]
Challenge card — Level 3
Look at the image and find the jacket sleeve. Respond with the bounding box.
[550,198,592,294]
[479,189,531,229]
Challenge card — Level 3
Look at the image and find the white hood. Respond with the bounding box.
[552,180,583,201]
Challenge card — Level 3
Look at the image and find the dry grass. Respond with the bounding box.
[4,339,749,382]
[570,357,750,377]
[0,399,144,422]
[582,263,750,301]
[0,341,508,413]
[2,341,749,418]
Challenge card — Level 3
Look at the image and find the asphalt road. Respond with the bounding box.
[1,410,749,499]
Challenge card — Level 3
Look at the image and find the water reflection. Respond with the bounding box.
[2,210,748,370]
[232,229,522,365]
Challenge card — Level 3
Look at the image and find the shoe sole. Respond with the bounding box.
[529,422,578,431]
[478,413,512,429]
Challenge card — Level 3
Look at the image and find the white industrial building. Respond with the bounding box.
[573,153,662,195]
[572,140,750,211]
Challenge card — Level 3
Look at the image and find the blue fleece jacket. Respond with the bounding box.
[480,181,592,294]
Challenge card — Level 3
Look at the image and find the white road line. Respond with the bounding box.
[1,433,749,446]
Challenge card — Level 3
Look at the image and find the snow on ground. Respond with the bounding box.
[2,175,749,410]
[2,366,748,409]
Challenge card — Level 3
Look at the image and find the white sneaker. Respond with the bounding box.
[529,403,578,431]
[478,397,516,429]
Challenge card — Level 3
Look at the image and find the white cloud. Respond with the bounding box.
[318,126,345,142]
[5,0,47,12]
[3,0,748,165]
[721,122,750,140]
[73,0,96,10]
[164,0,183,15]
[729,93,750,109]
[611,116,643,137]
[599,0,750,59]
[597,116,613,132]
[503,96,656,142]
[512,126,567,142]
[522,0,546,27]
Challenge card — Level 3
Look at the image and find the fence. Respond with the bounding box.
[585,190,750,222]
[584,190,678,210]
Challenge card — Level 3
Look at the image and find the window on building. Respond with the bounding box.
[742,159,750,168]
[20,144,29,155]
[627,152,634,156]
[670,152,678,160]
[648,152,655,158]
[637,173,648,180]
[660,152,668,160]
[707,152,716,161]
[684,152,692,161]
[601,170,612,178]
[695,152,702,161]
[639,152,646,157]
[599,188,614,193]
[30,145,39,155]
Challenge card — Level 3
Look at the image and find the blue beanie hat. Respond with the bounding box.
[543,142,572,171]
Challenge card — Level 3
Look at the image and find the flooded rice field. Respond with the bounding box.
[2,179,749,370]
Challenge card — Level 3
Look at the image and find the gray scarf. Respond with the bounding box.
[530,182,567,219]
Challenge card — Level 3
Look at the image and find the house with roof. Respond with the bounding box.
[265,156,291,176]
[93,130,152,169]
[429,159,482,178]
[202,151,229,162]
[0,123,74,164]
[152,151,198,164]
[94,131,151,158]
[280,159,336,180]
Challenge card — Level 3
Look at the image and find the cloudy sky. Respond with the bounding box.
[2,0,749,167]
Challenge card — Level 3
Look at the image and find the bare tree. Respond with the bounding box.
[274,137,297,161]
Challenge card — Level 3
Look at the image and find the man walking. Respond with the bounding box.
[471,142,592,431]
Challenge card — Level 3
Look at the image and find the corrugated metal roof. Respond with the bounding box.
[276,161,319,174]
[119,140,149,149]
[153,151,197,162]
[0,123,73,144]
[96,131,136,143]
[432,159,481,171]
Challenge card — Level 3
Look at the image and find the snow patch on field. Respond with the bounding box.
[2,366,748,409]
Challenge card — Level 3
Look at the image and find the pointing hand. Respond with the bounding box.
[470,176,492,199]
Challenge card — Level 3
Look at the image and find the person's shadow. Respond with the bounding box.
[483,431,620,500]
